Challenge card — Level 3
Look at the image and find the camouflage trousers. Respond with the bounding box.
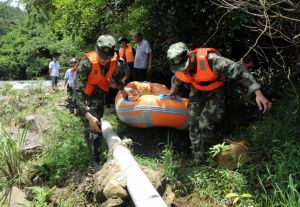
[188,88,225,161]
[78,94,105,165]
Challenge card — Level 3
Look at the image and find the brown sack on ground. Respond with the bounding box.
[216,141,252,170]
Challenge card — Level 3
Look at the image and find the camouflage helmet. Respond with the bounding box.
[167,42,190,72]
[96,35,116,59]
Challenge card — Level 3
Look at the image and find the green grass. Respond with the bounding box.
[29,186,54,207]
[0,123,26,181]
[188,167,247,199]
[180,95,300,206]
[127,93,300,207]
[0,86,89,186]
[0,85,52,126]
[29,185,87,207]
[240,96,300,206]
[0,122,27,204]
[35,106,89,186]
[135,155,159,170]
[1,85,300,206]
[161,139,178,189]
[0,86,90,204]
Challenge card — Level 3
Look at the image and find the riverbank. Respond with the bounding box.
[0,84,299,206]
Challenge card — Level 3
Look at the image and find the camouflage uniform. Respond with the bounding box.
[173,52,260,161]
[73,53,128,168]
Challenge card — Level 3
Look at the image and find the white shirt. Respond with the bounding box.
[49,61,60,77]
[134,39,151,69]
[64,68,75,87]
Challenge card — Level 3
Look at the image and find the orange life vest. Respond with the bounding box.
[119,44,134,63]
[175,48,224,91]
[83,50,117,96]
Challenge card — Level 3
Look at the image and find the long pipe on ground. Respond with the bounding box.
[101,120,167,207]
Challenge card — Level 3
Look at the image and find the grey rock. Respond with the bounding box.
[0,186,32,207]
[103,179,128,199]
[9,129,42,159]
[25,115,40,132]
[25,114,50,133]
[94,160,124,203]
[163,187,176,206]
[94,160,168,205]
[99,196,124,207]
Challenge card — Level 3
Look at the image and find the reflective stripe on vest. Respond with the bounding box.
[175,48,224,91]
[83,50,117,96]
[119,44,134,63]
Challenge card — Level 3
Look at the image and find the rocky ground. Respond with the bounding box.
[0,82,259,207]
[0,83,177,207]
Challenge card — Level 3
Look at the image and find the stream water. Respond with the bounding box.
[0,80,59,89]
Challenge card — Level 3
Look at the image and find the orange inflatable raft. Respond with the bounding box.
[115,82,189,130]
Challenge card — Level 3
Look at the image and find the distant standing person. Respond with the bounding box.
[49,57,60,91]
[64,57,78,112]
[118,37,135,83]
[133,32,152,82]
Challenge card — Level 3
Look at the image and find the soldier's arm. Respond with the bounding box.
[174,76,185,88]
[73,57,92,116]
[112,59,130,99]
[112,59,130,90]
[208,53,261,94]
[168,75,183,96]
[209,53,272,112]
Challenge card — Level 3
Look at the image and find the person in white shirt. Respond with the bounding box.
[49,57,60,90]
[133,32,152,82]
[64,57,77,113]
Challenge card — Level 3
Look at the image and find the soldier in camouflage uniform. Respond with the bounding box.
[167,42,272,163]
[73,35,129,170]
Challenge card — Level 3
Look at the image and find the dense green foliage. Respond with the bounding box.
[0,1,25,36]
[1,22,57,79]
[0,0,298,95]
[0,1,84,80]
[0,1,300,206]
[0,16,83,80]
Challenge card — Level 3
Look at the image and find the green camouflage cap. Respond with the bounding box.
[96,35,116,58]
[167,42,189,72]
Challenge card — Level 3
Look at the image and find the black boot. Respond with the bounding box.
[87,132,101,171]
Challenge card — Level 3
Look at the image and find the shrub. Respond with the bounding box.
[0,122,27,203]
[37,108,89,186]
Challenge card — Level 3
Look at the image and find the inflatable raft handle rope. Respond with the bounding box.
[123,94,182,103]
